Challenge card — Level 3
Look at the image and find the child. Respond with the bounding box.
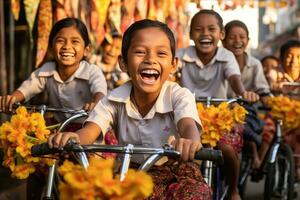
[176,10,259,200]
[48,19,212,199]
[0,18,107,123]
[263,40,300,181]
[222,20,271,169]
[0,17,108,200]
[88,33,129,90]
[260,55,283,93]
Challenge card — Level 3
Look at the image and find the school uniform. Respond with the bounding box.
[87,81,201,153]
[227,52,270,97]
[17,60,107,122]
[87,80,212,199]
[176,46,241,98]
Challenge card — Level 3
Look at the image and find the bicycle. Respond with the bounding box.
[238,103,295,200]
[4,103,88,200]
[196,96,245,200]
[30,141,224,199]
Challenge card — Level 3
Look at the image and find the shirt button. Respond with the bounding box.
[140,120,146,126]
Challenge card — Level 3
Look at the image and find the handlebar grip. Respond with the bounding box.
[31,143,60,157]
[195,148,223,164]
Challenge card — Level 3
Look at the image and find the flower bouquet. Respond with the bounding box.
[58,157,153,200]
[267,96,300,131]
[197,102,248,147]
[0,106,54,179]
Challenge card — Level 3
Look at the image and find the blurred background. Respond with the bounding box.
[1,0,300,104]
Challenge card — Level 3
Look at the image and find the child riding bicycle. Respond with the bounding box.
[0,18,108,200]
[48,19,212,199]
[176,9,259,200]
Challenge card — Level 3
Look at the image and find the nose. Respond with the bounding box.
[144,53,157,65]
[62,40,72,49]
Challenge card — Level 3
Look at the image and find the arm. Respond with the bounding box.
[83,92,105,112]
[48,122,102,148]
[171,117,202,161]
[229,74,259,102]
[0,90,25,112]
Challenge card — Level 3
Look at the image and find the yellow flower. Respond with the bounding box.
[197,102,247,147]
[267,96,300,131]
[0,106,54,179]
[58,157,153,200]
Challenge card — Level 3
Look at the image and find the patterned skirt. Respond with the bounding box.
[146,161,212,200]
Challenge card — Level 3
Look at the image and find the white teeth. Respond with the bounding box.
[233,44,243,48]
[61,53,74,57]
[200,39,212,43]
[141,69,159,75]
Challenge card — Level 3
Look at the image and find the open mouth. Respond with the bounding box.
[140,69,160,84]
[232,44,244,51]
[199,38,213,48]
[60,52,75,59]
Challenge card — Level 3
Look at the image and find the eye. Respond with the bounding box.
[133,49,145,55]
[72,39,81,44]
[158,51,168,57]
[55,38,65,43]
[209,27,217,32]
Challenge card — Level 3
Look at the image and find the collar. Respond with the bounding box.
[244,52,254,68]
[37,61,91,83]
[108,81,174,119]
[181,46,228,68]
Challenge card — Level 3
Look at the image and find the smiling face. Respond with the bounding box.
[223,26,248,57]
[190,13,224,61]
[262,58,279,74]
[119,27,177,98]
[52,26,89,70]
[282,47,300,80]
[102,37,122,68]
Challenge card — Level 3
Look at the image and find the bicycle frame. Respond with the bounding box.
[11,103,88,200]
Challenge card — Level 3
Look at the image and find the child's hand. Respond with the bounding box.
[48,131,80,149]
[83,102,97,113]
[0,95,17,113]
[170,138,202,161]
[242,91,259,102]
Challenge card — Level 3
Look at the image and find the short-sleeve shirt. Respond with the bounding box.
[227,52,270,97]
[87,81,201,162]
[17,60,107,122]
[176,46,241,98]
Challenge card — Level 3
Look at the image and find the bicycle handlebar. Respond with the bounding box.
[31,142,224,164]
[196,96,247,105]
[13,102,87,115]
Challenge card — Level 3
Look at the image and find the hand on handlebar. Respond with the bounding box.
[48,131,80,149]
[83,102,97,113]
[169,138,202,161]
[0,95,17,113]
[242,91,260,102]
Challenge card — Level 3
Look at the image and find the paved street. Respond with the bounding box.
[244,178,300,200]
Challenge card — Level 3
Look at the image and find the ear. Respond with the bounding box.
[118,55,128,72]
[170,57,178,74]
[83,44,91,57]
[220,29,225,40]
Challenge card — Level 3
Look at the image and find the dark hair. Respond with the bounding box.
[190,9,224,31]
[101,33,122,47]
[260,55,279,64]
[48,18,90,48]
[223,20,249,41]
[121,19,176,63]
[280,40,300,61]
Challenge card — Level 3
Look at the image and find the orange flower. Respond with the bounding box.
[267,96,300,131]
[197,102,247,147]
[0,106,54,179]
[58,157,153,200]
